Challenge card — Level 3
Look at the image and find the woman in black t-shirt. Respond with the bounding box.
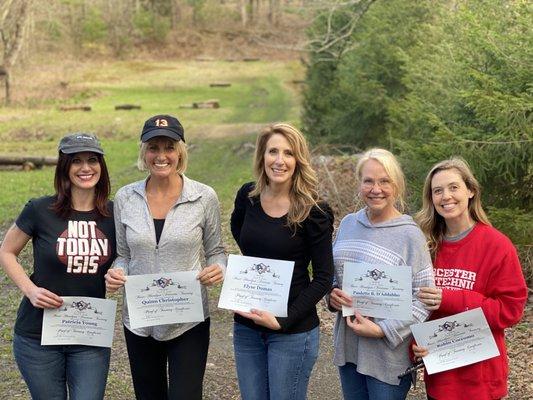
[0,133,116,400]
[230,123,334,400]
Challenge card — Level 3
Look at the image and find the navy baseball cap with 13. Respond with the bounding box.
[58,133,104,155]
[141,114,185,143]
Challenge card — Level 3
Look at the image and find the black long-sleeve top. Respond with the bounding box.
[230,182,334,333]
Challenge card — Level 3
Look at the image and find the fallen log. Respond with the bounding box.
[192,99,220,109]
[243,57,260,62]
[60,105,91,112]
[115,104,141,110]
[209,82,231,87]
[0,156,58,169]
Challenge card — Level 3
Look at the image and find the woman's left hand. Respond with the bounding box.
[417,287,443,310]
[235,309,281,330]
[197,264,224,286]
[412,343,429,360]
[346,312,384,338]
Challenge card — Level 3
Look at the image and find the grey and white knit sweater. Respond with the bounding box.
[332,209,434,385]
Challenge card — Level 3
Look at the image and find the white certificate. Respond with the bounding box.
[341,262,412,320]
[41,296,117,348]
[125,271,204,329]
[410,308,500,374]
[218,254,294,317]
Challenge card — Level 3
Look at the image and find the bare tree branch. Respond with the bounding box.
[250,0,376,60]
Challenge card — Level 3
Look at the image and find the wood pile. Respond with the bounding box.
[0,156,58,170]
[115,104,141,110]
[59,105,91,112]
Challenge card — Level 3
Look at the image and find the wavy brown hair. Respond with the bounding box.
[51,152,111,219]
[250,123,319,230]
[415,157,491,257]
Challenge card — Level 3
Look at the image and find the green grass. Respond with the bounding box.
[0,59,303,223]
[0,60,303,144]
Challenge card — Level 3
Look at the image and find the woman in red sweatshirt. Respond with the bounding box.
[413,157,527,400]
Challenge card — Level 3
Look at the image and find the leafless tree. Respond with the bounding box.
[0,0,32,105]
[307,0,376,60]
[268,0,280,25]
[169,0,182,29]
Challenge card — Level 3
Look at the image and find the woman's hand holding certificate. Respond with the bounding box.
[341,262,412,320]
[125,271,204,329]
[41,296,117,348]
[218,255,294,317]
[410,308,500,374]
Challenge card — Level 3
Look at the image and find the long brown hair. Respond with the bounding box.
[415,157,491,257]
[51,152,111,219]
[250,123,319,230]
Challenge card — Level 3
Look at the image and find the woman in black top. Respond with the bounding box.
[0,134,116,400]
[230,123,334,400]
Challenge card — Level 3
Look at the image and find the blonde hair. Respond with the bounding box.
[250,123,319,230]
[355,148,406,212]
[415,157,491,257]
[137,138,188,174]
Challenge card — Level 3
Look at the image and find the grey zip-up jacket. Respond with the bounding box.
[114,175,227,340]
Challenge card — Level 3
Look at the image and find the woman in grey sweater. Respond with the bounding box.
[105,115,226,400]
[328,149,434,400]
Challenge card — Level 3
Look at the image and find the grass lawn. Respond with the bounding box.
[0,59,304,223]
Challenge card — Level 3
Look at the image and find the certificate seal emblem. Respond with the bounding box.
[240,263,280,278]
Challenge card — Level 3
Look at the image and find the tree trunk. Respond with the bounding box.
[170,0,181,29]
[268,0,279,25]
[1,0,31,106]
[240,0,247,27]
[5,71,10,105]
[248,0,254,22]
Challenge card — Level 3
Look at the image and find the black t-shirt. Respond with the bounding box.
[230,182,334,334]
[14,196,116,339]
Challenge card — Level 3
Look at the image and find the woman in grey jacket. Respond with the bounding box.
[105,115,226,400]
[328,149,434,400]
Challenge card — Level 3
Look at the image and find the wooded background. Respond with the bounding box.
[1,0,531,275]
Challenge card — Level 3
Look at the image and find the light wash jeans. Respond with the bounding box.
[13,333,110,400]
[233,322,319,400]
[338,362,411,400]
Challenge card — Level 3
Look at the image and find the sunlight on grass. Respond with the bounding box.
[0,60,303,143]
[0,60,302,224]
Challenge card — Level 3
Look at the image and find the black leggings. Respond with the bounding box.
[124,319,210,400]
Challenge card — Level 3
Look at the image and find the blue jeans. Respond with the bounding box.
[338,362,411,400]
[233,322,319,400]
[13,333,110,400]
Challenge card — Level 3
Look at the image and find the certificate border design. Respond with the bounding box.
[240,262,280,278]
[58,300,103,315]
[430,320,473,338]
[353,268,398,284]
[140,276,187,292]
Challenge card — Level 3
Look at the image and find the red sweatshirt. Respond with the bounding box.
[425,223,527,400]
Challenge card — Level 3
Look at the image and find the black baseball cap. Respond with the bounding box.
[141,114,185,143]
[58,133,104,155]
